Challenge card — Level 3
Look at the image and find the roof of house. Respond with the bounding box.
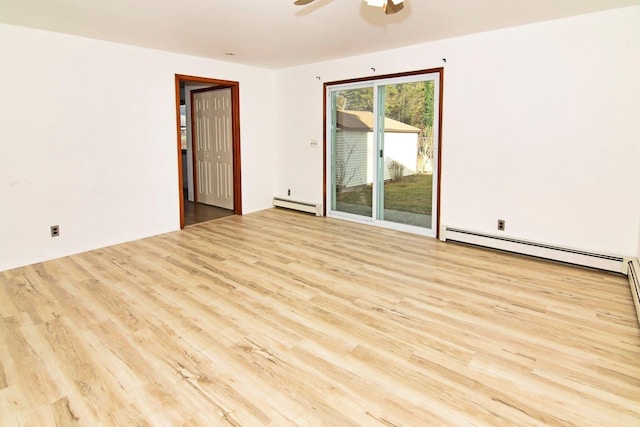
[336,110,420,134]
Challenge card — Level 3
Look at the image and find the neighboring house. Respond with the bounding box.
[335,110,420,188]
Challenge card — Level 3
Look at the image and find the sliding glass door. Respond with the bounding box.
[327,72,440,236]
[330,85,374,218]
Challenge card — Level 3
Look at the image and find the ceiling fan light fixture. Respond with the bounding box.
[296,0,403,15]
[364,0,403,7]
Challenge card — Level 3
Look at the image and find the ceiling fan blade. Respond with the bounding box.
[294,0,316,5]
[383,0,404,15]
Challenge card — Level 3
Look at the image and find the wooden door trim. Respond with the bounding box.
[189,89,199,204]
[174,74,243,229]
[435,69,444,240]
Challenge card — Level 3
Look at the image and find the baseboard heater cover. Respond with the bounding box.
[442,227,626,273]
[273,197,322,216]
[628,259,640,325]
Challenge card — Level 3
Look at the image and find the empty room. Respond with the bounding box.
[1,0,639,425]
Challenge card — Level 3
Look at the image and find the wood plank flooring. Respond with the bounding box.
[1,208,639,426]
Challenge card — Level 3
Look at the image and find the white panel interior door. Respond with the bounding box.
[194,88,234,209]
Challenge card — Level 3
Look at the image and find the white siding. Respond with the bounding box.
[336,130,419,187]
[382,132,419,180]
[335,131,369,188]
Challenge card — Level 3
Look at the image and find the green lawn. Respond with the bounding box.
[383,174,433,215]
[336,174,432,215]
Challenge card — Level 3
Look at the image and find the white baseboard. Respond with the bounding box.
[273,197,322,216]
[628,258,640,326]
[441,227,626,273]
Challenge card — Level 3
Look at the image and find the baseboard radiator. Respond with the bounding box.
[273,197,322,216]
[628,259,640,325]
[441,227,627,273]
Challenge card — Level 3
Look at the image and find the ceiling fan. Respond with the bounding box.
[294,0,405,15]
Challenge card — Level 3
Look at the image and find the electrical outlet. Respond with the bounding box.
[310,139,318,147]
[51,225,60,237]
[287,189,291,196]
[497,219,505,231]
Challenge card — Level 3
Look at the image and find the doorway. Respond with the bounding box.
[325,68,443,237]
[174,74,242,229]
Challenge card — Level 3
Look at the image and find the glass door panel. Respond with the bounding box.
[330,87,374,218]
[327,72,440,236]
[377,80,436,229]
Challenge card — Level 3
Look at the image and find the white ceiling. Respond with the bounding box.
[0,0,637,69]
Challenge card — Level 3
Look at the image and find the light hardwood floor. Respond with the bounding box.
[1,208,639,426]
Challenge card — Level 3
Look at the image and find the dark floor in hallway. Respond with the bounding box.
[184,191,234,226]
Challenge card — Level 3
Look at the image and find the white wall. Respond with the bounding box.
[2,8,638,273]
[0,24,276,272]
[638,216,640,261]
[274,6,640,257]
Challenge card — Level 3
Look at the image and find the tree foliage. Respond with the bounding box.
[336,80,436,166]
[336,81,434,131]
[336,88,373,112]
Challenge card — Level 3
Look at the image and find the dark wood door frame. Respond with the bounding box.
[174,74,242,229]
